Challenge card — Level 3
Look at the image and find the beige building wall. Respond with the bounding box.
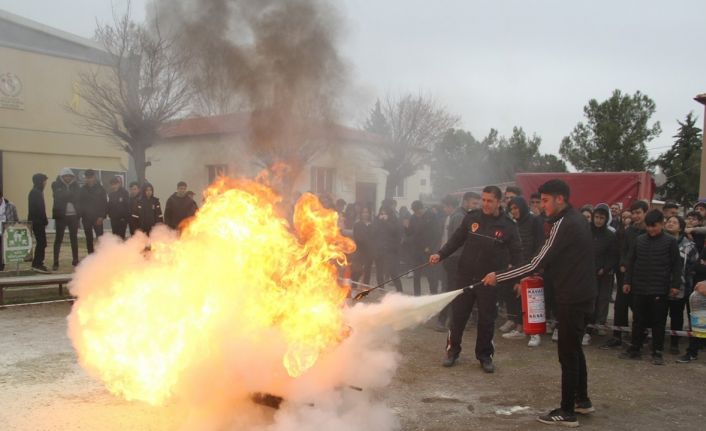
[0,45,127,218]
[149,133,432,212]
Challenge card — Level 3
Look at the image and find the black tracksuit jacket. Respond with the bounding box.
[624,231,681,296]
[438,208,521,286]
[496,206,597,305]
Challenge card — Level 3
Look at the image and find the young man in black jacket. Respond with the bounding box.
[164,181,198,231]
[78,169,107,254]
[503,196,545,346]
[52,168,80,269]
[619,209,681,365]
[481,179,597,427]
[589,204,619,341]
[430,186,521,373]
[107,177,130,239]
[435,194,468,331]
[28,173,49,273]
[602,200,648,349]
[408,200,440,296]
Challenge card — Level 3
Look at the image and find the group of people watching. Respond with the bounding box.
[339,181,705,426]
[340,186,706,367]
[20,168,198,273]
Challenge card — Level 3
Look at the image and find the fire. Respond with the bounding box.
[68,177,355,406]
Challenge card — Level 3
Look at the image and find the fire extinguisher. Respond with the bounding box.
[521,276,546,335]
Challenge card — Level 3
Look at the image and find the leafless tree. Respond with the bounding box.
[68,4,190,184]
[364,93,460,199]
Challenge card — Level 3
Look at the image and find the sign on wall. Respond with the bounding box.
[2,223,33,264]
[0,72,24,110]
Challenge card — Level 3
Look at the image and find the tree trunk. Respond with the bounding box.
[384,172,399,200]
[132,145,148,186]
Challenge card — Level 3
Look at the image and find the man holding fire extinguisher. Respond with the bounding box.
[481,179,597,428]
[429,185,522,374]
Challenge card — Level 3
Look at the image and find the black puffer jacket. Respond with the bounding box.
[625,231,681,296]
[620,225,646,270]
[497,206,597,305]
[510,196,544,264]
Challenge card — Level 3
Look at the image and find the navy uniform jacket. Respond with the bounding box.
[438,208,521,287]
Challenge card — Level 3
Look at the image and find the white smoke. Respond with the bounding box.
[67,227,461,431]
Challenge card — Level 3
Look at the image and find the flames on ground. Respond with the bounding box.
[66,176,461,430]
[68,177,355,405]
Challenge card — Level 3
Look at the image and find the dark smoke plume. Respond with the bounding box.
[149,0,348,193]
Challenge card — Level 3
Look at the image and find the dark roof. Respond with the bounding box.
[159,112,385,145]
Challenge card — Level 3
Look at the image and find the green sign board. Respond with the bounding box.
[2,223,33,264]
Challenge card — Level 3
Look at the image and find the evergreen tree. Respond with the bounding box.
[559,89,661,171]
[654,112,702,207]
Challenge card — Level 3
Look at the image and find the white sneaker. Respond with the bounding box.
[582,334,591,346]
[499,320,516,333]
[546,320,556,334]
[502,329,526,340]
[552,328,559,342]
[528,334,541,347]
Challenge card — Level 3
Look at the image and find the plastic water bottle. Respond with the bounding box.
[689,290,706,338]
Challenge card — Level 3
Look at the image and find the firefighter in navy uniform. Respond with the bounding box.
[430,185,521,373]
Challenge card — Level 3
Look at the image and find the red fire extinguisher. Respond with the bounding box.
[521,276,546,335]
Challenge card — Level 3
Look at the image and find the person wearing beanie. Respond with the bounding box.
[51,168,80,269]
[28,173,49,273]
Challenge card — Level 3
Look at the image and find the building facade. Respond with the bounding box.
[151,113,432,212]
[0,10,128,219]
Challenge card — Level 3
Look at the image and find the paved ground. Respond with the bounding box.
[1,283,705,430]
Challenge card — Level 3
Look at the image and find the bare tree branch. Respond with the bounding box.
[67,3,191,183]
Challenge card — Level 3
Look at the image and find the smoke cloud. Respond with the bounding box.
[66,179,460,430]
[148,0,348,189]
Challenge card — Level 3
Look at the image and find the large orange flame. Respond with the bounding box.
[68,177,355,405]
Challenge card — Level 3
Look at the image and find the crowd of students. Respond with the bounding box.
[21,168,198,273]
[336,186,706,367]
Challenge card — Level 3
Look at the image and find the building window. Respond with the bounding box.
[311,167,335,194]
[207,164,228,184]
[393,177,405,198]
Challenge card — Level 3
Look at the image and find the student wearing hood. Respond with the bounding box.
[131,183,163,234]
[586,204,619,344]
[52,168,80,269]
[28,173,49,273]
[503,196,546,346]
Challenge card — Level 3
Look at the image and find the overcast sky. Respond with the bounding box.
[2,0,706,160]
